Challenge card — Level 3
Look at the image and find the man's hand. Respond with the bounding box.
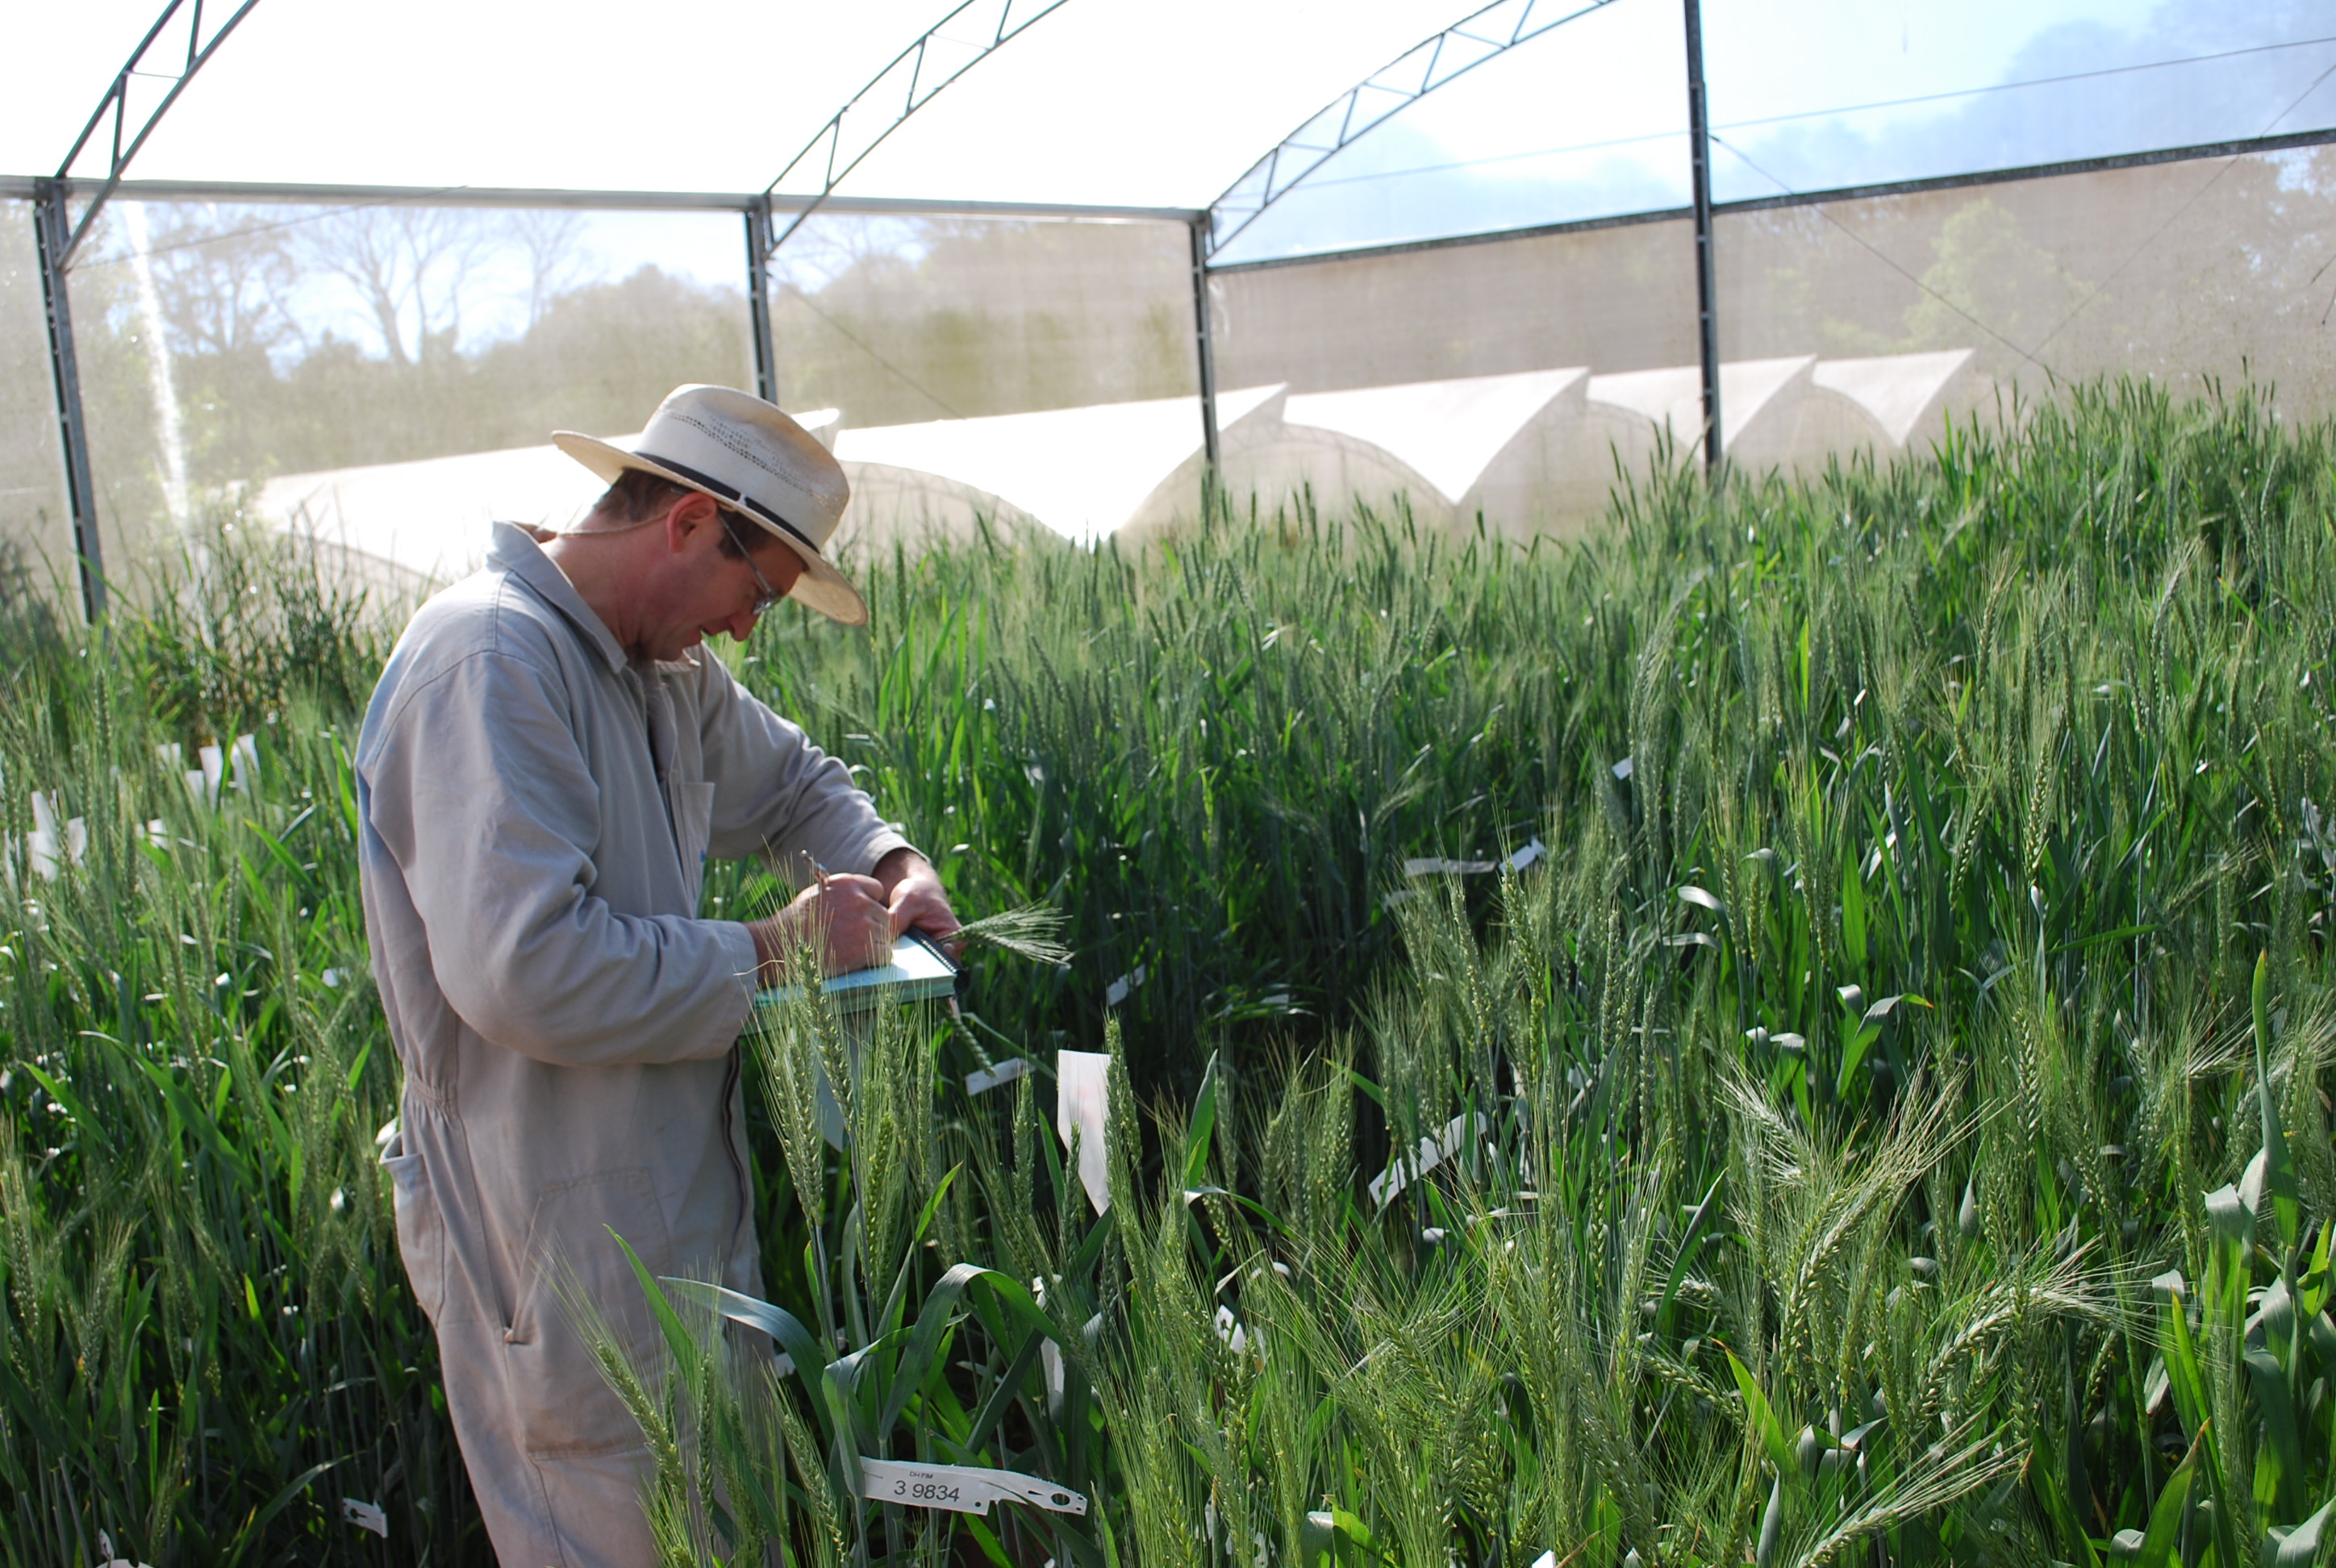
[742,851,961,986]
[747,874,894,982]
[874,848,962,953]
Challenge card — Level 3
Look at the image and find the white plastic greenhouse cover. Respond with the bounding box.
[0,0,1520,201]
[4,0,2330,257]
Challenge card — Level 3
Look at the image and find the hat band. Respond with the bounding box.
[636,449,819,555]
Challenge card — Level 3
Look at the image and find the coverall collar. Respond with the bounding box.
[486,521,631,675]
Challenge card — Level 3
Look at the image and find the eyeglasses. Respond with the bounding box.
[717,510,782,616]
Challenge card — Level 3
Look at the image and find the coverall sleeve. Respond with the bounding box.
[695,657,914,878]
[362,648,757,1067]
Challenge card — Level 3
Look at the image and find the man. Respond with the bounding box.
[357,384,958,1566]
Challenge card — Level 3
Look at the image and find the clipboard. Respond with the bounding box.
[754,929,959,1014]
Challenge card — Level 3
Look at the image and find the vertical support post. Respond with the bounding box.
[745,198,780,407]
[1682,0,1723,477]
[1187,216,1221,482]
[33,180,106,622]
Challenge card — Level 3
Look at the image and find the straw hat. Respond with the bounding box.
[555,385,865,625]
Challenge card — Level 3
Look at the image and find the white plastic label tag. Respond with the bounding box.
[1368,1112,1478,1207]
[855,1457,1087,1516]
[966,1057,1032,1096]
[1401,837,1546,879]
[342,1498,390,1538]
[1103,965,1146,1007]
[231,734,260,794]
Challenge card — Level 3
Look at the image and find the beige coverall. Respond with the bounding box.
[357,523,908,1566]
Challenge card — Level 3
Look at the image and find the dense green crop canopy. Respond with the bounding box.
[4,379,2336,1563]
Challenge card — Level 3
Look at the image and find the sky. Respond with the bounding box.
[1212,0,2336,258]
[12,0,2331,346]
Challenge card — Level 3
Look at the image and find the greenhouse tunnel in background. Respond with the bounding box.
[774,211,1210,551]
[1202,0,2336,533]
[1,0,2332,607]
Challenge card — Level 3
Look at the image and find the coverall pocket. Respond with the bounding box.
[379,1133,446,1323]
[674,780,715,909]
[506,1166,674,1457]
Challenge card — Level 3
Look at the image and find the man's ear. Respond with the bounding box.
[663,490,722,553]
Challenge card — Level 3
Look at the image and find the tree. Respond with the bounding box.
[1896,199,2088,373]
[472,264,752,441]
[297,206,495,368]
[510,208,590,332]
[148,204,298,362]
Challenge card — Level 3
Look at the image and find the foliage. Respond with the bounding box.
[663,376,2336,1563]
[0,639,465,1562]
[594,979,1130,1568]
[2,377,2334,1562]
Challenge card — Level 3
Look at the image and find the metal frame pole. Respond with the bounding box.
[33,179,106,622]
[745,198,779,406]
[32,0,269,623]
[1682,0,1722,476]
[1188,217,1221,480]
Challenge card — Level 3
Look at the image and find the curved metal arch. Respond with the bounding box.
[52,0,266,265]
[1202,0,1617,260]
[760,0,1075,253]
[37,0,263,621]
